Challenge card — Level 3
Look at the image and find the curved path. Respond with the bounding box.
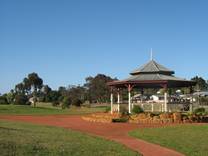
[0,115,184,156]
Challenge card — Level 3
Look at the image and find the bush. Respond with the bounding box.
[120,106,129,115]
[82,103,91,108]
[105,106,111,113]
[0,96,8,104]
[198,97,208,105]
[194,108,206,115]
[61,96,71,109]
[132,105,144,114]
[14,94,29,105]
[72,98,82,107]
[52,101,60,107]
[112,118,128,123]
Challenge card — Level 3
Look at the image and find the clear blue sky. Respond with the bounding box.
[1,0,208,93]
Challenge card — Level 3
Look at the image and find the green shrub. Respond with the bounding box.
[194,108,206,115]
[105,106,111,113]
[72,98,82,107]
[0,96,8,104]
[61,96,71,109]
[14,94,29,105]
[120,106,129,115]
[52,101,60,107]
[112,118,128,123]
[132,105,144,114]
[82,103,91,108]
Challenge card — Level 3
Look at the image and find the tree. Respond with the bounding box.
[0,94,8,104]
[42,85,51,95]
[46,90,61,105]
[191,76,208,91]
[62,96,71,109]
[84,74,116,103]
[6,92,15,104]
[23,78,31,95]
[68,86,86,106]
[14,94,29,105]
[13,72,44,105]
[28,72,43,94]
[15,83,25,94]
[58,86,67,96]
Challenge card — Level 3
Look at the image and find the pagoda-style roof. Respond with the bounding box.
[108,59,196,88]
[130,60,174,75]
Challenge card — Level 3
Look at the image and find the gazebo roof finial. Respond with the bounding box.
[150,48,153,60]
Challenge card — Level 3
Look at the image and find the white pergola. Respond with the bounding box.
[110,84,168,114]
[108,60,195,114]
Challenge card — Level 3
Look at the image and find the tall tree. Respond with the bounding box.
[28,72,43,93]
[15,83,25,94]
[191,76,208,91]
[23,78,31,95]
[13,72,44,106]
[42,85,52,95]
[84,74,116,103]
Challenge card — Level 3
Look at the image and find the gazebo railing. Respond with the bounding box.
[112,102,194,113]
[110,100,208,113]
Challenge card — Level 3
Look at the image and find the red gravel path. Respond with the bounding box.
[0,115,184,156]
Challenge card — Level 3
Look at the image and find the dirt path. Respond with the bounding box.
[0,115,184,156]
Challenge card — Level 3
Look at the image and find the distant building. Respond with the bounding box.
[193,91,208,97]
[150,95,164,103]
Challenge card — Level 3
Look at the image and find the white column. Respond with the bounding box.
[128,91,131,114]
[190,103,193,113]
[164,92,167,112]
[151,103,154,112]
[117,92,120,113]
[111,93,113,114]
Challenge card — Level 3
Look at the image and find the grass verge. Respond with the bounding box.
[0,120,139,156]
[0,104,106,115]
[129,124,208,156]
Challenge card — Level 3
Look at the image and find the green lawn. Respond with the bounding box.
[0,104,106,115]
[0,120,139,156]
[129,124,208,156]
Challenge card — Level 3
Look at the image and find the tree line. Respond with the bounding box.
[0,73,117,108]
[0,73,208,107]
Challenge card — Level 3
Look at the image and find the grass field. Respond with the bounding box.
[0,104,106,115]
[129,124,208,156]
[0,120,139,156]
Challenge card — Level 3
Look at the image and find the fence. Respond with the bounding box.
[112,102,208,113]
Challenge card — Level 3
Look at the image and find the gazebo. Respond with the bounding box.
[107,59,196,114]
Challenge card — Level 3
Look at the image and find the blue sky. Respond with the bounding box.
[1,0,208,93]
